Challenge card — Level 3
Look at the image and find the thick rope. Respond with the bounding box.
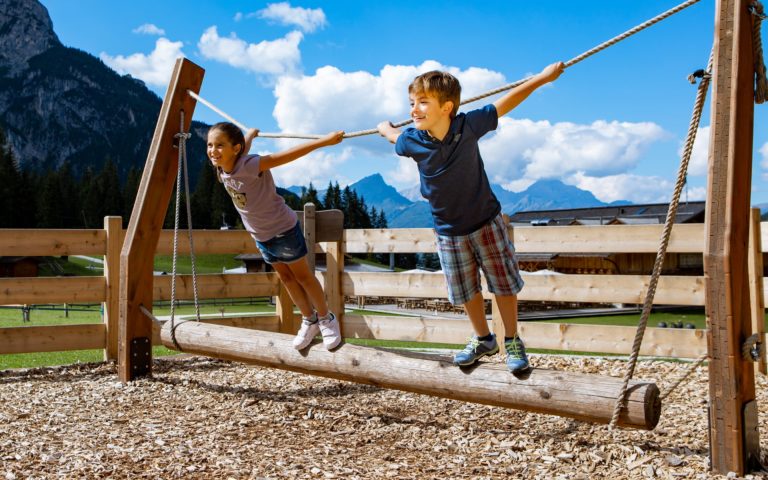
[189,0,703,139]
[608,51,714,430]
[169,110,202,351]
[750,1,768,103]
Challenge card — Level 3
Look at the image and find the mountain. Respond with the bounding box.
[0,0,207,180]
[351,177,621,228]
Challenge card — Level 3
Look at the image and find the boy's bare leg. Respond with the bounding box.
[494,294,519,337]
[463,292,490,336]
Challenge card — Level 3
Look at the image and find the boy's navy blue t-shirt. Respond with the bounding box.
[395,104,501,236]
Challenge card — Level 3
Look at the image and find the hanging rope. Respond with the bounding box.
[608,50,714,430]
[169,109,203,351]
[189,0,703,139]
[750,1,768,103]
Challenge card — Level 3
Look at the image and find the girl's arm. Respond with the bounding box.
[259,131,344,172]
[243,128,260,155]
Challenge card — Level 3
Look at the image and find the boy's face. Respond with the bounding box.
[409,91,453,133]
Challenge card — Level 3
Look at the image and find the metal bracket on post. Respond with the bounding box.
[130,337,151,378]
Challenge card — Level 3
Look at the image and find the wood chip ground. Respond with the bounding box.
[1,354,767,479]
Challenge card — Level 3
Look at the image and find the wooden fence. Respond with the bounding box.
[1,213,766,368]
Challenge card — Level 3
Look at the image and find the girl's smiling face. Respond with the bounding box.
[207,129,242,173]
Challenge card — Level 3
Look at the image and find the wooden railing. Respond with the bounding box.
[1,214,766,366]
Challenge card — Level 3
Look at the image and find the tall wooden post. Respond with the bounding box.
[303,203,316,273]
[103,216,122,361]
[748,208,766,374]
[118,58,204,381]
[704,0,761,473]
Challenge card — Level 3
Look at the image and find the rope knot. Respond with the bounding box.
[687,68,711,84]
[174,132,192,141]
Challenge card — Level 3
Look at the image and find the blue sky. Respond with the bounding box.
[43,0,768,204]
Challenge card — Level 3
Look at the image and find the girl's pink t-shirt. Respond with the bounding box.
[219,154,297,241]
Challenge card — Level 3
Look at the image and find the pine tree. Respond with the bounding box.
[0,128,24,227]
[123,166,141,225]
[98,158,124,220]
[300,182,321,208]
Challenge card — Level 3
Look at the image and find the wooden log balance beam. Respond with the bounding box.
[160,321,661,430]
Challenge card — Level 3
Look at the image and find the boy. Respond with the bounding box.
[377,62,564,372]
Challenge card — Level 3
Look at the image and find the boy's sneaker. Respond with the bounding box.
[317,312,342,350]
[292,313,319,350]
[505,335,530,373]
[453,334,499,366]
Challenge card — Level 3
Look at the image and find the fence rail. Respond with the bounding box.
[1,213,765,363]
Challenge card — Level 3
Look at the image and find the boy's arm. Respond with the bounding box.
[258,131,344,171]
[377,121,402,144]
[493,61,565,118]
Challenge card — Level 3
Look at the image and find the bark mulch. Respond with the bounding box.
[1,354,767,479]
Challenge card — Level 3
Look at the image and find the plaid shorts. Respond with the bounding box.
[436,214,525,306]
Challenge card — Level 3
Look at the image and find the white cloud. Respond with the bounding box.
[100,37,183,88]
[760,142,768,181]
[272,61,504,153]
[481,117,666,186]
[132,23,165,36]
[255,2,327,33]
[680,125,710,176]
[198,26,302,78]
[387,157,420,187]
[567,172,705,204]
[234,12,243,22]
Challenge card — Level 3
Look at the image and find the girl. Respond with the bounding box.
[207,122,345,350]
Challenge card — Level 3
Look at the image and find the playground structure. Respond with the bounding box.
[1,0,767,475]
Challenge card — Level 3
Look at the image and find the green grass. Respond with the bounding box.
[153,254,243,274]
[0,346,179,371]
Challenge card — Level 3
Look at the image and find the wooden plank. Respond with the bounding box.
[704,0,760,473]
[275,284,296,335]
[343,225,706,254]
[0,324,105,354]
[0,229,106,256]
[0,277,105,304]
[761,222,767,251]
[344,228,436,253]
[103,216,122,361]
[161,321,661,430]
[156,230,258,255]
[748,209,766,374]
[152,273,280,301]
[119,57,205,381]
[514,224,705,253]
[315,209,344,242]
[342,272,705,306]
[342,315,708,359]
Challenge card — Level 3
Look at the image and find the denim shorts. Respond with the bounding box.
[436,214,525,305]
[254,222,308,264]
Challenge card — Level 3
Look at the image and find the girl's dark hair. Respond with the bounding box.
[209,122,246,155]
[208,122,245,183]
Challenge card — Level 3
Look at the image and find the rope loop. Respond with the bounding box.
[749,1,767,19]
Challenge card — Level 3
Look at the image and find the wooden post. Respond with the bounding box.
[326,239,344,328]
[160,321,661,430]
[303,203,316,273]
[704,0,761,473]
[748,208,766,374]
[275,283,296,335]
[118,58,204,381]
[103,216,122,361]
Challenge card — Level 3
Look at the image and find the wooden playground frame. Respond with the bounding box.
[0,0,765,474]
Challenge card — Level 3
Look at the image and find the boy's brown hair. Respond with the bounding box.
[408,70,461,118]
